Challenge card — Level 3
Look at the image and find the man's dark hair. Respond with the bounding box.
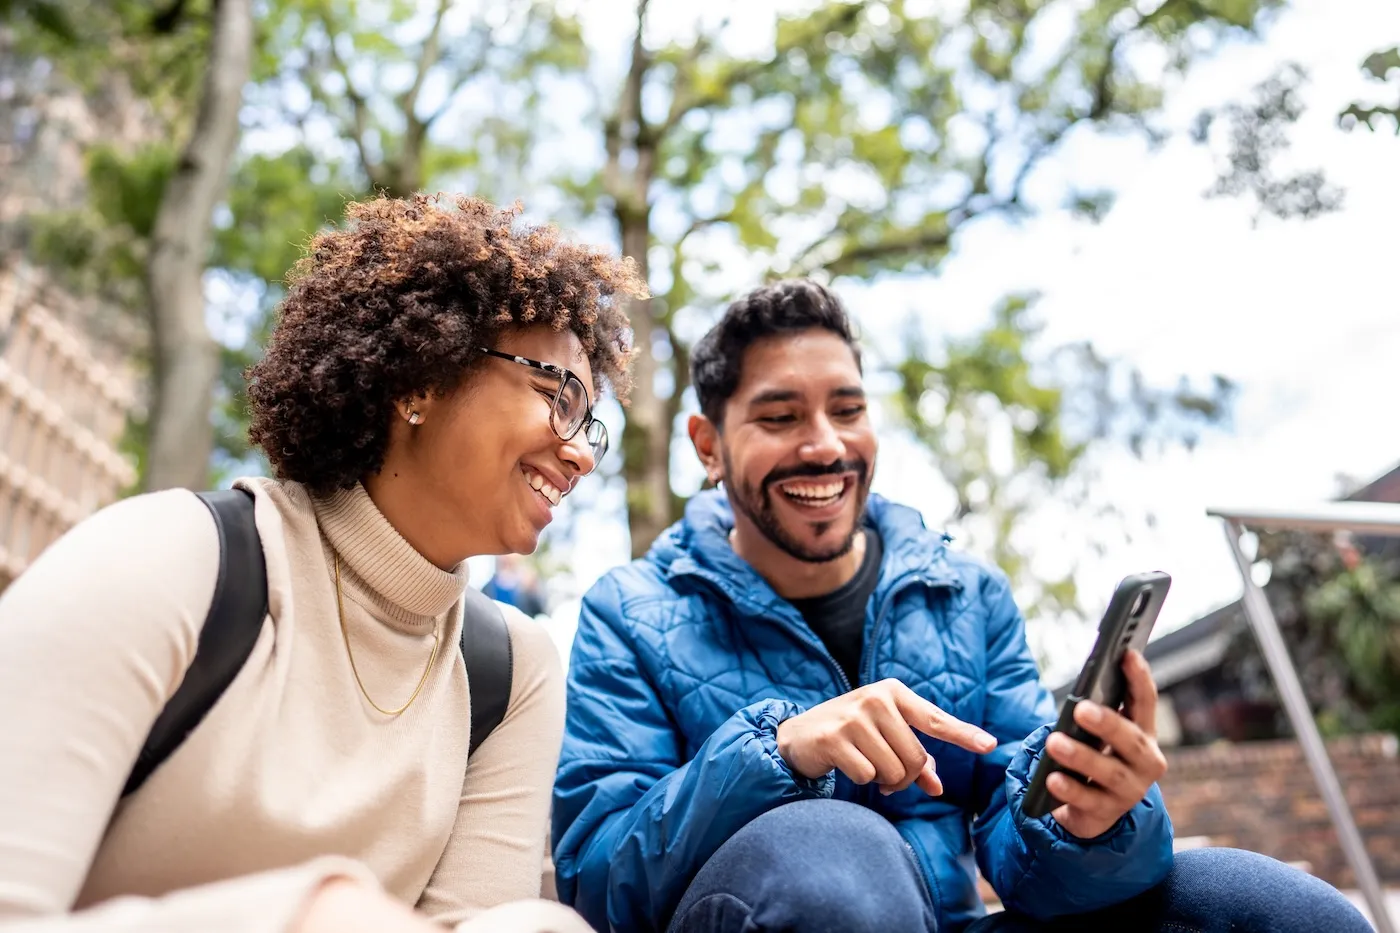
[246,193,644,495]
[690,279,861,426]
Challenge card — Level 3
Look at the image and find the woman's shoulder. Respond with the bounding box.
[493,600,566,705]
[48,487,221,578]
[0,488,224,684]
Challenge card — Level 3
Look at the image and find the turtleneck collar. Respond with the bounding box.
[312,483,466,632]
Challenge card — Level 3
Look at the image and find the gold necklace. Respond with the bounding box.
[335,556,440,717]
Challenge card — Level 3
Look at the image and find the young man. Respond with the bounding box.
[551,281,1368,933]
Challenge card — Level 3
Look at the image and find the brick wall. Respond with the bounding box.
[1159,732,1400,888]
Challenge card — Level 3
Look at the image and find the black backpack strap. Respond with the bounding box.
[460,587,513,756]
[122,488,268,797]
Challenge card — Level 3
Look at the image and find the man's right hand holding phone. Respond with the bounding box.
[776,679,999,796]
[1041,649,1170,839]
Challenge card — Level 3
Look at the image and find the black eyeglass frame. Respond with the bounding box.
[477,347,608,470]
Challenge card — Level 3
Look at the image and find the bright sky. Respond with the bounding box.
[475,0,1400,682]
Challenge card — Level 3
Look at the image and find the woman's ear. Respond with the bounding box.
[688,414,724,487]
[396,392,434,426]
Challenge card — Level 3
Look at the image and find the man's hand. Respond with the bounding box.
[776,678,998,796]
[1043,649,1169,839]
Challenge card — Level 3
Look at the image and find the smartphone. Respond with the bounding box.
[1021,571,1171,819]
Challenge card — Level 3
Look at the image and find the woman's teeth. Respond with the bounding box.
[524,469,562,506]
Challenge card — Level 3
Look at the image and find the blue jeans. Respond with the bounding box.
[668,799,1372,933]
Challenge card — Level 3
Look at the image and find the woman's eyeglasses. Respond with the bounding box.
[477,348,607,471]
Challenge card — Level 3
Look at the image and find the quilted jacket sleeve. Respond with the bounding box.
[969,570,1175,918]
[551,573,833,933]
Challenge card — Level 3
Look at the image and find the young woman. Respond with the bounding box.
[0,194,644,933]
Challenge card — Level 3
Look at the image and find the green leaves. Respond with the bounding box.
[1233,529,1400,737]
[1361,46,1400,82]
[891,294,1234,623]
[214,148,352,284]
[11,0,1286,590]
[3,1,80,43]
[87,145,177,239]
[1194,63,1346,223]
[23,144,177,303]
[1341,45,1400,134]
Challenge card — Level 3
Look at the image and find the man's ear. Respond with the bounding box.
[688,414,724,487]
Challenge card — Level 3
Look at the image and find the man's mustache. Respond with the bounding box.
[762,459,868,491]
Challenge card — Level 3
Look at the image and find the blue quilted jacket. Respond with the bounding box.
[552,491,1173,932]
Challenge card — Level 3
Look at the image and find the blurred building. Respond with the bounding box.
[0,266,137,590]
[0,31,146,591]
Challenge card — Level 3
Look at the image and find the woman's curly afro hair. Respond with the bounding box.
[246,193,645,496]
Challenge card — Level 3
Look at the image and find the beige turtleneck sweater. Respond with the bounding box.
[0,478,567,932]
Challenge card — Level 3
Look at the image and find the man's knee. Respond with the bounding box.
[714,798,918,883]
[1165,848,1372,932]
[670,800,935,933]
[739,798,907,850]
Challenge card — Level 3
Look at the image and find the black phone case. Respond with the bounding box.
[1022,697,1103,818]
[1022,571,1171,819]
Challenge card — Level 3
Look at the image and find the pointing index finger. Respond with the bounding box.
[893,685,997,753]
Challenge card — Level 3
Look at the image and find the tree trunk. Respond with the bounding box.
[617,208,673,558]
[143,0,253,491]
[608,0,675,558]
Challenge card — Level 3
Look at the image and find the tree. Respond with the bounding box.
[222,0,1276,571]
[17,1,1280,593]
[1221,528,1400,737]
[3,0,252,490]
[579,0,1283,556]
[893,294,1234,621]
[1340,46,1400,133]
[198,0,592,475]
[144,0,253,491]
[246,0,588,205]
[1188,45,1400,726]
[1193,62,1345,223]
[1195,44,1400,221]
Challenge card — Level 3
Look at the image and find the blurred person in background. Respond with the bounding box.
[0,194,643,933]
[483,554,548,619]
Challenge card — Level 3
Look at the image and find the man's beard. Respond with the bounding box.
[723,451,870,564]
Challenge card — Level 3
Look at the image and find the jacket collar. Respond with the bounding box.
[653,489,962,616]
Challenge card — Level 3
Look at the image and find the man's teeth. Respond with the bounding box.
[525,469,562,506]
[781,479,845,502]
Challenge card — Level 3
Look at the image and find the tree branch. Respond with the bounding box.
[403,0,450,121]
[315,6,381,188]
[604,0,652,213]
[397,0,452,190]
[660,17,720,132]
[622,0,652,141]
[677,210,732,248]
[821,227,954,279]
[968,1,1178,220]
[660,2,864,137]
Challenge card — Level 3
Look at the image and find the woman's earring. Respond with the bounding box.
[407,410,422,426]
